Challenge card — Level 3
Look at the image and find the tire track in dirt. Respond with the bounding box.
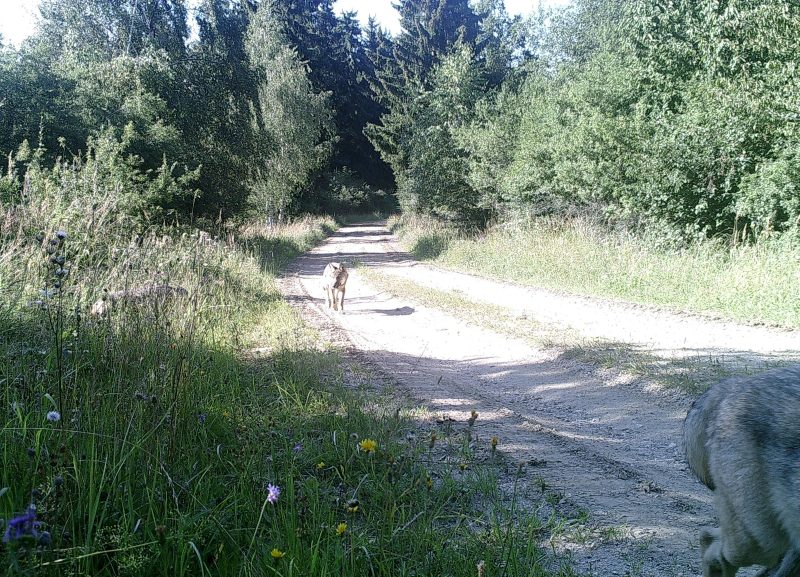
[276,222,783,576]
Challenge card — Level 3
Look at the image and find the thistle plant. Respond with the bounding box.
[39,229,73,421]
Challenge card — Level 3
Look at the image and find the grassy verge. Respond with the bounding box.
[1,210,579,575]
[389,215,800,329]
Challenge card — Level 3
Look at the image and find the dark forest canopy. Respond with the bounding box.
[2,0,800,241]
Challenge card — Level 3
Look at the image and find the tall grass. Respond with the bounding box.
[389,215,800,329]
[1,160,577,575]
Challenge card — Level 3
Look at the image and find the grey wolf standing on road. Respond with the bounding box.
[683,366,800,577]
[322,262,348,313]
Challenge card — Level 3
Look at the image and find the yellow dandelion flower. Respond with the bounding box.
[359,439,377,453]
[336,523,347,536]
[270,548,285,559]
[316,461,326,470]
[223,410,231,419]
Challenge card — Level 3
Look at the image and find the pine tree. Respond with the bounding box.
[180,0,255,216]
[267,0,393,190]
[392,0,482,86]
[365,0,489,217]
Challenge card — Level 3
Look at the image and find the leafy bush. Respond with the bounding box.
[737,140,800,238]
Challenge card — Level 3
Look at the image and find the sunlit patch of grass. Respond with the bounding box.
[0,214,343,575]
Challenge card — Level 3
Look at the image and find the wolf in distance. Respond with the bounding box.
[322,262,348,312]
[683,366,800,577]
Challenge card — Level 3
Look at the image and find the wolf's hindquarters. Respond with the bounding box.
[683,366,800,577]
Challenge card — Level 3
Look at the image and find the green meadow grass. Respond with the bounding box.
[1,204,578,575]
[389,215,800,329]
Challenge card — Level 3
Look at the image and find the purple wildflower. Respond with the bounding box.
[266,484,280,504]
[198,413,207,424]
[2,506,42,544]
[46,411,61,423]
[56,231,67,240]
[293,442,302,454]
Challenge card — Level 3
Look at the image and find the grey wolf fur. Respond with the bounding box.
[322,262,348,312]
[683,366,800,577]
[90,285,188,316]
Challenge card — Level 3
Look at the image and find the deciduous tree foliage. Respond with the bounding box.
[245,0,333,222]
[267,0,394,193]
[2,0,800,240]
[455,0,800,240]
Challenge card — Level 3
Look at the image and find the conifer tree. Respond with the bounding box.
[392,0,482,86]
[366,0,490,222]
[181,0,255,216]
[267,0,391,189]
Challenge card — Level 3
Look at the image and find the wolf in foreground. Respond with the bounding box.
[683,366,800,577]
[322,262,348,312]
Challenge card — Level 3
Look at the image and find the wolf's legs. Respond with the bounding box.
[759,550,800,577]
[701,528,739,577]
[338,286,345,313]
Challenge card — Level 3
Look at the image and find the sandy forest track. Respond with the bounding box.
[275,222,800,576]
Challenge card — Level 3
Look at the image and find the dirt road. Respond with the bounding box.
[276,222,800,576]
